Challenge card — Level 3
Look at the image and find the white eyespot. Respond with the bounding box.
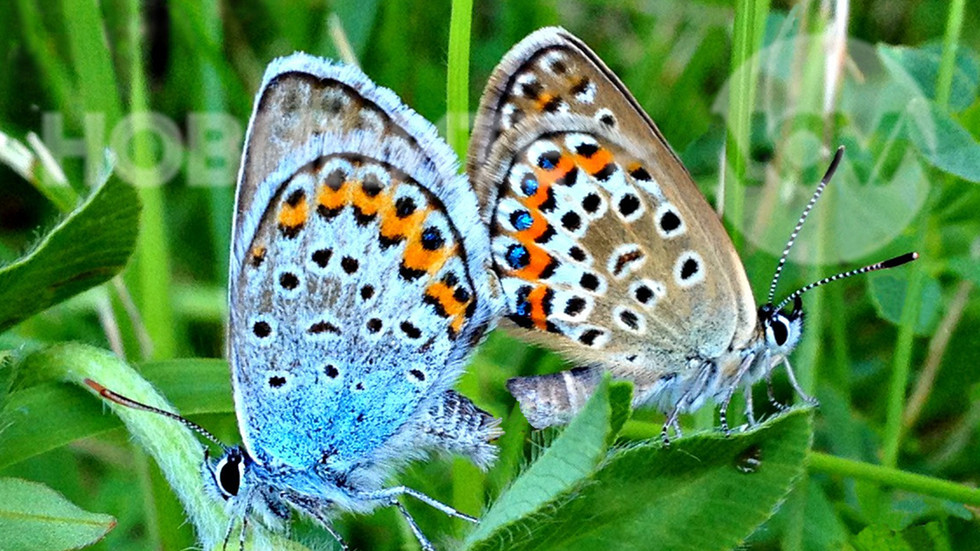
[274,265,303,298]
[654,203,686,239]
[564,133,599,156]
[515,72,538,88]
[358,163,393,193]
[629,279,666,309]
[612,305,647,334]
[265,371,291,391]
[607,244,647,280]
[613,190,645,223]
[540,51,569,74]
[594,108,617,127]
[554,206,589,239]
[629,166,665,202]
[501,102,520,128]
[526,139,563,171]
[574,325,611,348]
[674,251,705,288]
[317,158,355,194]
[322,362,342,383]
[507,165,538,197]
[552,289,593,322]
[406,367,427,385]
[572,79,597,104]
[355,106,385,134]
[249,315,277,346]
[315,86,351,127]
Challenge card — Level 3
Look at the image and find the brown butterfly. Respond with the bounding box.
[467,27,916,441]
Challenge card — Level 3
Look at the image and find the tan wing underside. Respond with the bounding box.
[469,27,757,377]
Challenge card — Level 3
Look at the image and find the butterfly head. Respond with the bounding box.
[205,445,250,501]
[758,295,804,359]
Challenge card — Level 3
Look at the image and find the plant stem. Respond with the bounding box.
[936,0,965,110]
[726,0,770,249]
[446,0,473,160]
[808,452,980,506]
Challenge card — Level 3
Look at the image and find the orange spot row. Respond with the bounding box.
[514,208,551,242]
[378,204,428,244]
[512,240,555,281]
[350,186,388,218]
[534,155,576,188]
[278,200,308,229]
[403,240,454,275]
[576,147,613,176]
[424,281,470,335]
[317,180,349,211]
[535,93,555,111]
[526,284,551,331]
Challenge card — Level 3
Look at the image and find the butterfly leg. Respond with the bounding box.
[660,408,683,446]
[395,501,435,551]
[766,372,787,411]
[283,493,349,550]
[744,386,758,425]
[719,353,757,435]
[362,486,478,523]
[782,357,819,406]
[238,515,249,551]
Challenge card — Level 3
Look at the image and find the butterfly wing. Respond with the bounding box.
[468,28,757,388]
[229,54,497,473]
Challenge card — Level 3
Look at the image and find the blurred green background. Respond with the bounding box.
[1,0,979,549]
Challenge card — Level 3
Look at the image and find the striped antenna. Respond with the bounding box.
[84,378,225,448]
[774,252,919,312]
[767,146,845,304]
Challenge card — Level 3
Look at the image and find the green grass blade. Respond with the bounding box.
[446,0,473,159]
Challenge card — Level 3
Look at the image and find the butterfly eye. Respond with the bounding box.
[770,318,789,347]
[214,451,244,499]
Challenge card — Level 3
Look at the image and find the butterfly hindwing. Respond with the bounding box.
[469,28,757,383]
[230,54,499,472]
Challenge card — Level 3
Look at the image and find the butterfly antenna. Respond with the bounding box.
[84,378,225,447]
[767,146,845,304]
[774,252,918,312]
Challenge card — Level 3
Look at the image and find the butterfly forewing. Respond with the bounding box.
[468,28,757,381]
[230,56,496,470]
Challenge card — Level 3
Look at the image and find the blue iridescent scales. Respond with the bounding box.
[218,53,505,548]
[467,27,916,441]
[86,52,504,551]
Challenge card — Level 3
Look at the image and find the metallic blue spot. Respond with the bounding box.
[520,174,538,196]
[505,244,530,269]
[511,211,533,231]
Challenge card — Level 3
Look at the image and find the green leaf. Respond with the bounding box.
[878,43,980,112]
[0,477,116,551]
[947,255,980,286]
[5,344,307,551]
[607,381,633,445]
[0,358,231,471]
[905,97,980,183]
[868,272,942,335]
[464,376,616,548]
[853,525,915,551]
[0,176,140,333]
[470,408,812,551]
